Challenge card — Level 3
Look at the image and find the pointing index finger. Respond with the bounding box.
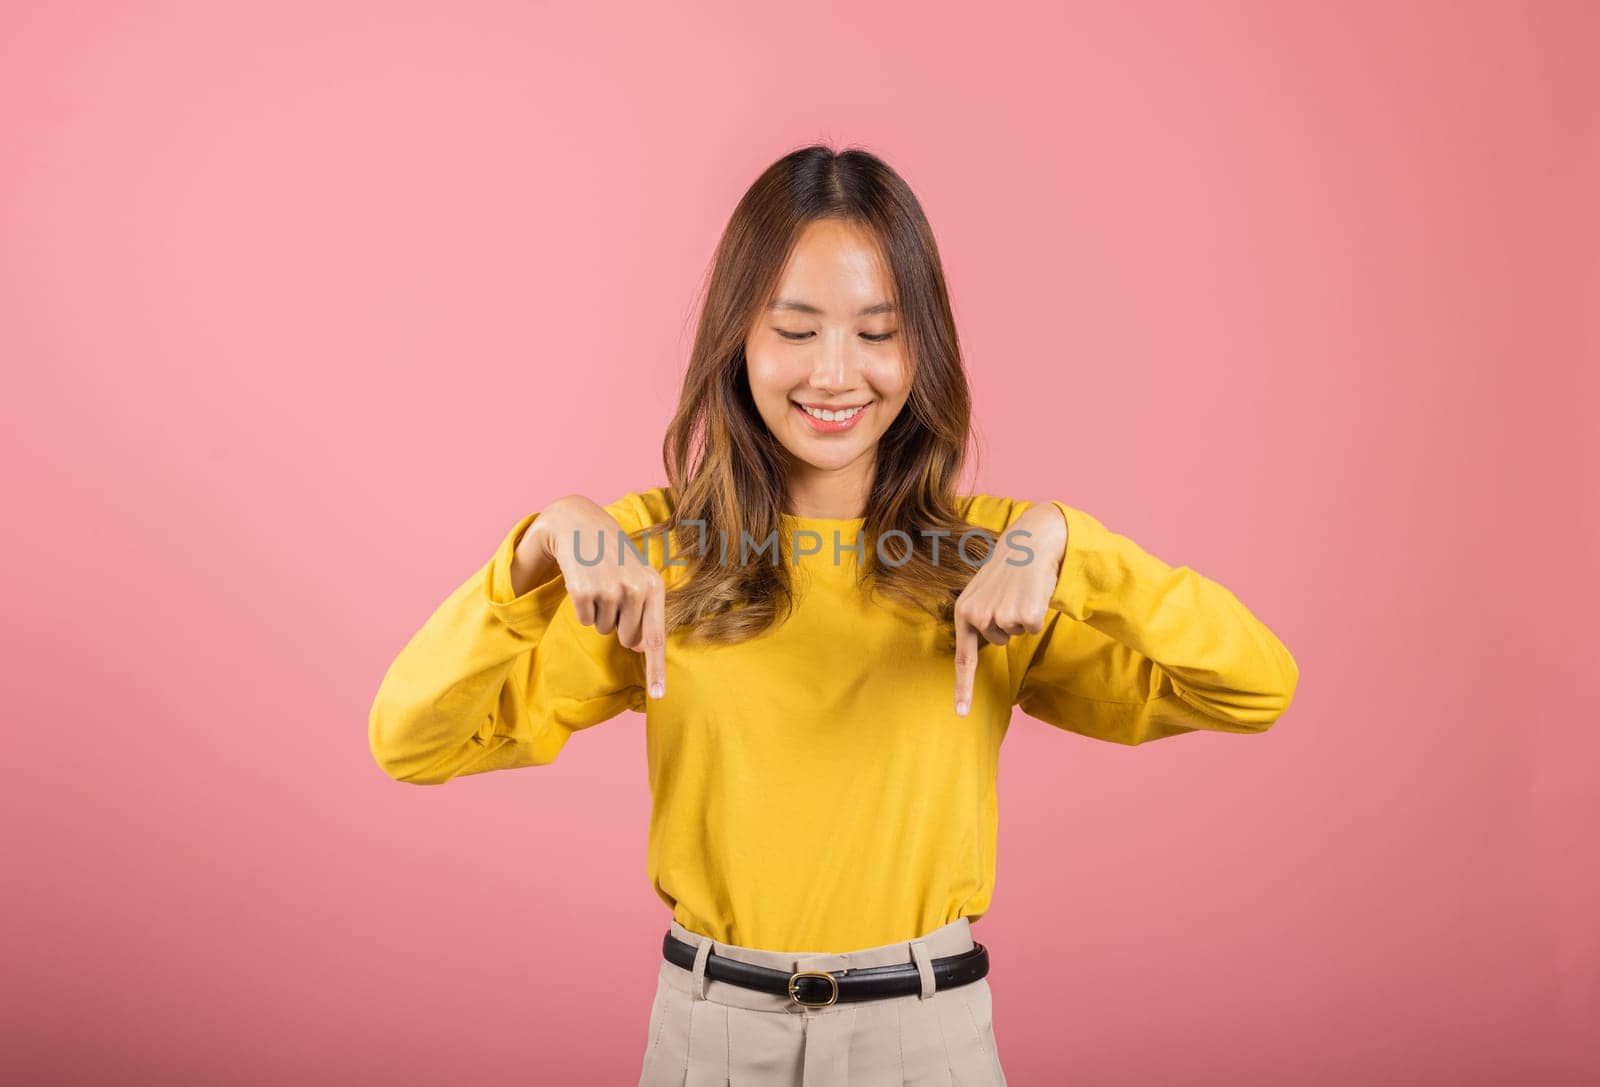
[953,612,978,717]
[642,577,667,699]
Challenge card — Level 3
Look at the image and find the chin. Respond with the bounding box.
[786,444,867,471]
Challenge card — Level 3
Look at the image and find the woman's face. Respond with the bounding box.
[745,218,912,488]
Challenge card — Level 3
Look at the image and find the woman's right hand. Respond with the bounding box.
[512,495,667,700]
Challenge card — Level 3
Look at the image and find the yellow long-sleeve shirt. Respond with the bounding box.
[368,487,1299,952]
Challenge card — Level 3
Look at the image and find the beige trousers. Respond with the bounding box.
[637,916,1007,1086]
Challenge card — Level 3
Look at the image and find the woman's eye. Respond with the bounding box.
[775,329,898,343]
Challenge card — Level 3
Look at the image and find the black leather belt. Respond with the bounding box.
[662,930,989,1008]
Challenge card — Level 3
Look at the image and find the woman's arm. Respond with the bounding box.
[1012,501,1299,745]
[367,496,649,785]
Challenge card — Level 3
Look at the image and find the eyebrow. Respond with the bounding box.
[768,297,899,317]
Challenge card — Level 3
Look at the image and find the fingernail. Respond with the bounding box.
[955,700,969,716]
[650,682,664,699]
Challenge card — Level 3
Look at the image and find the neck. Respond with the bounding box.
[782,456,874,520]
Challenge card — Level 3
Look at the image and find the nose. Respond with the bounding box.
[808,331,863,394]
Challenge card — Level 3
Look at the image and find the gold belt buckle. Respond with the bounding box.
[788,969,840,1008]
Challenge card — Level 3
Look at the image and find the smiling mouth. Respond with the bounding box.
[792,400,871,430]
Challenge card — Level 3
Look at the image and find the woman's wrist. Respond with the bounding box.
[510,508,563,596]
[1013,502,1068,567]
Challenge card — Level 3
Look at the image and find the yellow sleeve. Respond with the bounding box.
[1013,501,1300,745]
[367,493,653,784]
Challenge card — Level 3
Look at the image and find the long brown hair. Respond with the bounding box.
[644,143,990,649]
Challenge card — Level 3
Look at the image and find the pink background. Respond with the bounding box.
[3,1,1595,1083]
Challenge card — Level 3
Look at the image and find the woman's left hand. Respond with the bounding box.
[952,503,1068,716]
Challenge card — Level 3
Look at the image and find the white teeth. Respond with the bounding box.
[800,404,865,422]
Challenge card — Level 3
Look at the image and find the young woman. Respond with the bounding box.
[369,144,1299,1086]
